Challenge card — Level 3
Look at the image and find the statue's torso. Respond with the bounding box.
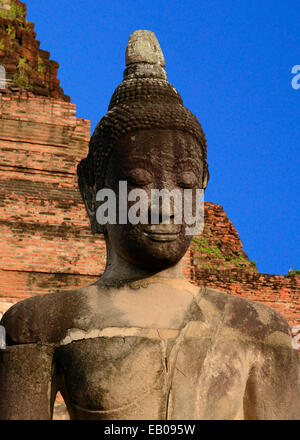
[53,281,253,420]
[2,280,294,420]
[55,325,250,420]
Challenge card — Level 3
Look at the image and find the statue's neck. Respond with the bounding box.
[97,241,184,287]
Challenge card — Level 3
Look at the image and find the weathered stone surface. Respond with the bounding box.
[0,343,54,419]
[124,30,167,80]
[1,281,299,419]
[125,30,165,66]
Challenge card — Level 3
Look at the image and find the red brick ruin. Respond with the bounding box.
[0,1,299,330]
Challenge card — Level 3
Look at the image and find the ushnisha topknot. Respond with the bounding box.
[78,30,208,233]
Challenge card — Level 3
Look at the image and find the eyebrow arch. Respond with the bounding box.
[176,159,202,171]
[121,161,155,175]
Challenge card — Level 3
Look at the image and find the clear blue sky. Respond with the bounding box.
[27,0,299,275]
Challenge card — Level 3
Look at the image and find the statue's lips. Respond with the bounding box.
[143,226,181,242]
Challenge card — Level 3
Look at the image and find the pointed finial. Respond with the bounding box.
[124,30,167,80]
[126,30,165,66]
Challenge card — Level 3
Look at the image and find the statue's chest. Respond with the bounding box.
[55,334,170,419]
[55,325,249,420]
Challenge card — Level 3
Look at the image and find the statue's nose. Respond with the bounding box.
[150,205,175,224]
[148,193,176,224]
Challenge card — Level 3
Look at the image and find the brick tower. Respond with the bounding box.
[0,0,69,99]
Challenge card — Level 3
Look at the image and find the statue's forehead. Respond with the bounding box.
[113,129,203,165]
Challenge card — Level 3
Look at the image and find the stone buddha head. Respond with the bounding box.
[77,30,209,272]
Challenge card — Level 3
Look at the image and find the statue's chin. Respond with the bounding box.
[106,223,192,270]
[116,239,190,270]
[123,252,182,271]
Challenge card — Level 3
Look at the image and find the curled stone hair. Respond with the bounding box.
[78,30,208,233]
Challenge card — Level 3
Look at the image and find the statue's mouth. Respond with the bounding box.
[143,226,181,242]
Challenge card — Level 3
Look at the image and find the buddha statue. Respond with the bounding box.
[0,30,299,420]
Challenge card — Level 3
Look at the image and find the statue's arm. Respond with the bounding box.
[0,343,55,420]
[245,339,300,420]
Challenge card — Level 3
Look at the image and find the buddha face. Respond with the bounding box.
[101,129,207,270]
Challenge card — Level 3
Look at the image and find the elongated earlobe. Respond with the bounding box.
[203,165,209,190]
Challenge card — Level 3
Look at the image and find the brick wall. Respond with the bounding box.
[0,90,104,314]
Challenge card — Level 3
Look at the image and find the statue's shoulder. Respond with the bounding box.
[202,286,292,345]
[0,287,89,345]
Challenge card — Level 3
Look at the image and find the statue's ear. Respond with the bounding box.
[77,158,105,234]
[202,164,209,190]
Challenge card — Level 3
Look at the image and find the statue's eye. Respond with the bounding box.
[177,171,198,188]
[127,168,153,186]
